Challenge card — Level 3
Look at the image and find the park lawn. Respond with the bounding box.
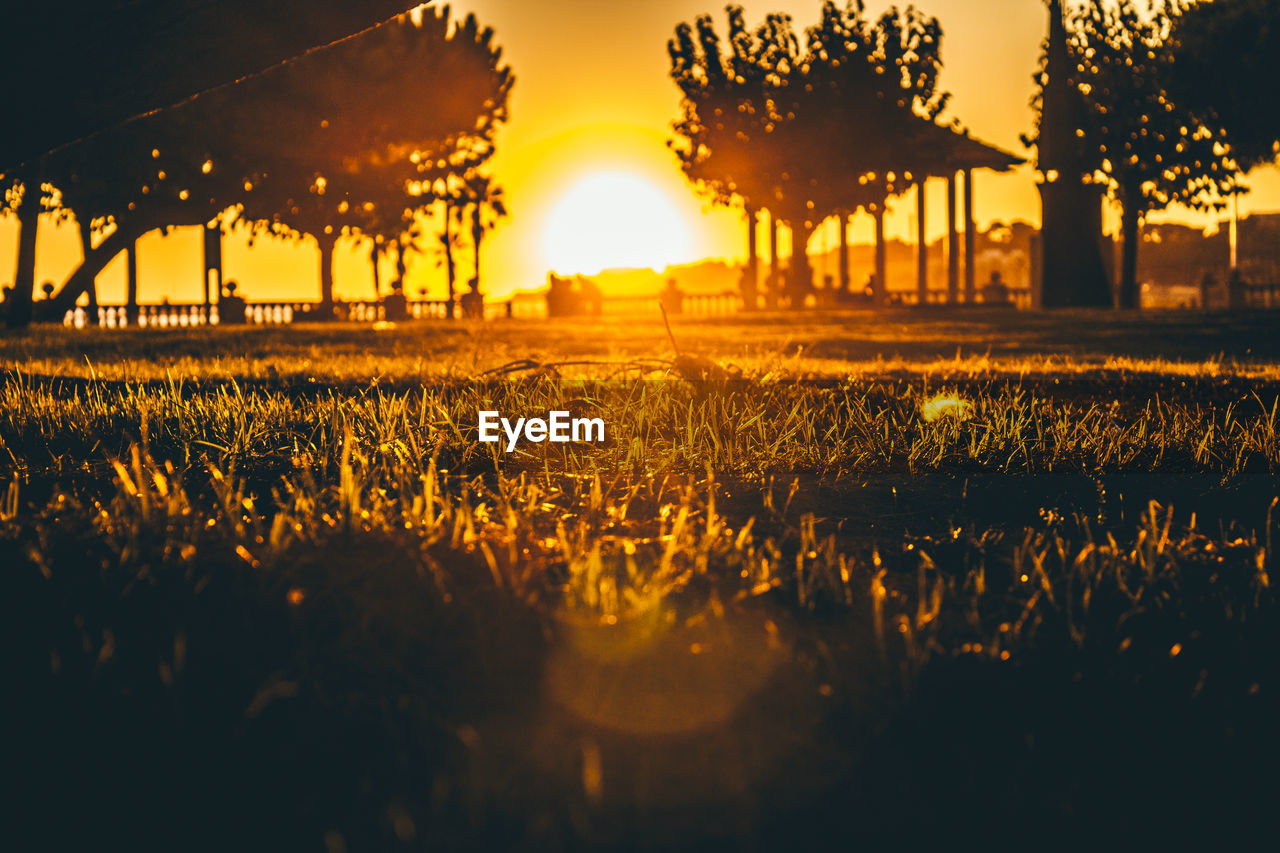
[2,311,1279,849]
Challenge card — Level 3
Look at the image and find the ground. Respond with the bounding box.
[3,309,1278,850]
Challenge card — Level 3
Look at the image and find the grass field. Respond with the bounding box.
[4,310,1279,850]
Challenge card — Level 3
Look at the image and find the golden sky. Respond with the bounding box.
[3,0,1279,303]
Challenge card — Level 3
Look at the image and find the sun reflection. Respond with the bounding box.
[544,605,787,736]
[921,393,975,423]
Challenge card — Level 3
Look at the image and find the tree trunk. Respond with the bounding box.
[79,223,99,322]
[317,231,336,316]
[1118,204,1140,309]
[745,206,758,310]
[370,242,381,297]
[1036,0,1114,308]
[789,219,813,309]
[443,204,456,318]
[471,204,483,292]
[7,196,39,328]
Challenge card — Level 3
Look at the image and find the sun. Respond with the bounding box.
[542,171,695,276]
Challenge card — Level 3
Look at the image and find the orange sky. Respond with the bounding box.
[4,0,1279,303]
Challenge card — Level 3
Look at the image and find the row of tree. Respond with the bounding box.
[673,0,1280,309]
[668,1,961,301]
[1030,0,1279,308]
[2,4,513,326]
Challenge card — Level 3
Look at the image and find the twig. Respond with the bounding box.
[659,301,681,358]
[478,358,673,378]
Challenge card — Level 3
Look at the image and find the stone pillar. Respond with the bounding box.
[947,173,960,304]
[916,179,928,306]
[125,242,139,326]
[874,200,887,304]
[964,169,976,304]
[203,222,222,308]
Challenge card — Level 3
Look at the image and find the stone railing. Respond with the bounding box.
[1241,282,1280,309]
[62,298,515,328]
[594,290,742,317]
[888,287,1031,309]
[59,284,1040,330]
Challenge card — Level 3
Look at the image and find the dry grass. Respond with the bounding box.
[3,316,1280,849]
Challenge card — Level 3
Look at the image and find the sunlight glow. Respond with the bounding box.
[542,171,693,276]
[921,393,974,423]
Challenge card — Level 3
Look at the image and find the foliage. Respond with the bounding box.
[0,0,415,174]
[1171,0,1280,171]
[1066,0,1241,308]
[6,6,513,315]
[667,2,953,294]
[1070,0,1239,218]
[668,2,950,221]
[457,171,507,292]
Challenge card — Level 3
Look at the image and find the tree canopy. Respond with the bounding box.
[0,0,417,173]
[1066,0,1240,308]
[9,4,512,318]
[1170,0,1280,172]
[668,1,956,296]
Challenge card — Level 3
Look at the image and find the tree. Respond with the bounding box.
[1171,0,1280,172]
[668,2,951,303]
[9,5,512,322]
[1069,0,1241,308]
[458,172,507,294]
[3,181,41,328]
[0,0,416,173]
[197,7,512,313]
[413,173,468,315]
[668,7,786,212]
[1025,0,1115,308]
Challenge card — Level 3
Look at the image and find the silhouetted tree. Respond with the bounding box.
[1069,0,1241,309]
[1025,0,1114,308]
[1171,0,1280,172]
[0,1,415,173]
[417,173,469,315]
[459,172,507,294]
[668,2,950,303]
[1,0,421,327]
[8,6,511,322]
[668,7,771,210]
[206,8,512,313]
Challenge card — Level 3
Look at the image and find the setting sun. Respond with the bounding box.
[542,171,694,276]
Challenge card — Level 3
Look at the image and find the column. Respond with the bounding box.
[874,200,886,304]
[964,168,976,303]
[947,173,959,304]
[916,178,928,305]
[839,210,850,294]
[126,242,139,326]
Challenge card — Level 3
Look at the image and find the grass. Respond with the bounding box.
[7,308,1280,381]
[4,313,1280,849]
[5,372,1280,480]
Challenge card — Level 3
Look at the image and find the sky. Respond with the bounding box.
[4,0,1279,304]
